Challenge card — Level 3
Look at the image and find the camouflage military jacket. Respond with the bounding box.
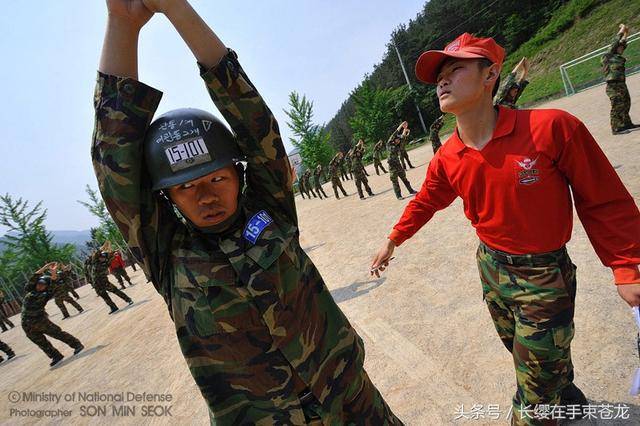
[428,117,445,145]
[602,36,626,82]
[328,159,341,179]
[91,254,113,287]
[92,49,366,424]
[21,275,53,324]
[350,147,364,172]
[386,129,403,169]
[495,72,529,108]
[373,143,384,161]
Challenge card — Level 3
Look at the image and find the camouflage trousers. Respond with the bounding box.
[0,339,15,357]
[0,308,15,331]
[477,244,577,426]
[299,370,403,425]
[340,166,350,181]
[67,286,79,299]
[22,318,82,360]
[399,149,414,169]
[374,158,387,175]
[331,176,348,199]
[605,81,632,131]
[112,267,132,288]
[353,168,373,198]
[388,167,414,198]
[314,181,328,199]
[54,293,83,318]
[95,279,132,310]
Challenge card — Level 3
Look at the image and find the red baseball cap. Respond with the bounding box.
[415,33,505,84]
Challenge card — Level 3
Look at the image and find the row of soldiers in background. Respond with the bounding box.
[298,123,417,201]
[603,24,639,135]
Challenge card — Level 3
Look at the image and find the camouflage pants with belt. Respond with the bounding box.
[22,318,82,360]
[301,370,403,425]
[476,245,577,426]
[605,81,632,131]
[54,293,83,318]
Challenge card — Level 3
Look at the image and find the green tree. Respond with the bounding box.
[349,81,396,149]
[283,91,334,170]
[78,185,128,253]
[0,194,75,290]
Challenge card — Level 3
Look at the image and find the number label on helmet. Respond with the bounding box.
[164,137,212,171]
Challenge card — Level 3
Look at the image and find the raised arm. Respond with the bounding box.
[93,0,174,301]
[100,0,153,78]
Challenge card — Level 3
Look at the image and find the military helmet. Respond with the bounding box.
[144,108,241,191]
[37,275,52,287]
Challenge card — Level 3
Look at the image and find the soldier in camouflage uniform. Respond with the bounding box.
[328,153,348,199]
[59,264,80,299]
[372,140,387,175]
[351,140,374,200]
[22,264,84,366]
[398,128,415,170]
[49,264,84,319]
[495,57,529,109]
[302,169,317,198]
[338,151,350,181]
[90,250,133,314]
[0,339,15,363]
[0,289,15,332]
[428,114,446,154]
[387,122,417,200]
[92,1,402,424]
[602,24,639,135]
[313,164,329,199]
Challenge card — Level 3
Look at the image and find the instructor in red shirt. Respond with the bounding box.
[370,33,640,426]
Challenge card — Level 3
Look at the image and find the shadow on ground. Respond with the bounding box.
[331,277,387,304]
[51,344,109,370]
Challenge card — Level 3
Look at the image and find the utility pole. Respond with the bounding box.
[392,38,428,134]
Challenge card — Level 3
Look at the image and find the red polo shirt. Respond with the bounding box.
[389,106,640,284]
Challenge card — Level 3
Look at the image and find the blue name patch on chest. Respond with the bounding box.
[243,210,273,244]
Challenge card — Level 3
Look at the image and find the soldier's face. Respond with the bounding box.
[167,164,240,228]
[436,58,497,114]
[36,282,47,292]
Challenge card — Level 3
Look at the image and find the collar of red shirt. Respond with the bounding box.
[449,106,517,153]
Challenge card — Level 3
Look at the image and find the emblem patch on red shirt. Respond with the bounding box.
[516,156,540,185]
